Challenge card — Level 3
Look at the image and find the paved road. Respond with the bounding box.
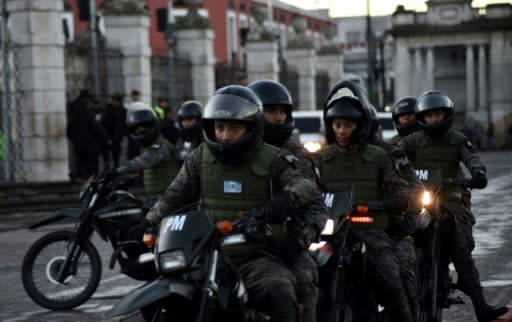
[1,150,511,321]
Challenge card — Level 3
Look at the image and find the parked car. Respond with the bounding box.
[377,112,397,140]
[293,110,326,153]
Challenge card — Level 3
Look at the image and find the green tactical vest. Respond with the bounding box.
[199,142,285,258]
[387,134,402,144]
[317,144,388,230]
[409,130,465,180]
[143,137,180,195]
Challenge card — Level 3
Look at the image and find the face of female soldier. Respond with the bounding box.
[424,109,445,125]
[332,118,357,147]
[214,121,248,143]
[180,117,197,129]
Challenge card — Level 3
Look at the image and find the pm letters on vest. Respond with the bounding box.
[415,169,429,181]
[324,193,335,208]
[164,215,187,233]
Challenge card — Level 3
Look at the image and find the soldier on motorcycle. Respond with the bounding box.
[105,107,180,206]
[175,100,204,164]
[248,79,326,322]
[146,85,328,322]
[398,90,508,322]
[388,96,421,144]
[315,93,415,322]
[327,81,422,321]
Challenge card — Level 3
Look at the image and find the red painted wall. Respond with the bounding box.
[66,0,330,62]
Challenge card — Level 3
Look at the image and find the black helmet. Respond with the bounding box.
[392,96,420,137]
[203,85,264,164]
[324,95,370,146]
[127,109,160,147]
[367,104,381,139]
[415,90,453,138]
[248,80,294,147]
[178,100,203,140]
[323,81,372,145]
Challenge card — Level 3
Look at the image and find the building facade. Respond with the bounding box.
[65,0,331,64]
[391,0,512,146]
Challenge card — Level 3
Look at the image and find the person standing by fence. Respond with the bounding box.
[102,93,127,169]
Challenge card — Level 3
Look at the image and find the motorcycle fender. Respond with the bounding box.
[106,277,195,318]
[29,208,82,230]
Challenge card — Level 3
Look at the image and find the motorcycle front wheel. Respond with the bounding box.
[21,230,102,310]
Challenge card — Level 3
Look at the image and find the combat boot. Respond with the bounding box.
[468,287,508,322]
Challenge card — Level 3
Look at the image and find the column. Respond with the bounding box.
[393,39,411,99]
[414,48,423,95]
[466,45,476,111]
[104,15,152,105]
[175,29,215,105]
[317,49,344,89]
[245,41,280,82]
[7,0,68,181]
[287,48,317,110]
[478,44,487,112]
[426,47,434,90]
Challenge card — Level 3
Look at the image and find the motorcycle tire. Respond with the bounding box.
[21,230,102,310]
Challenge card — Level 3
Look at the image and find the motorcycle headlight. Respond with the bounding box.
[159,250,186,273]
[422,190,431,207]
[303,141,323,153]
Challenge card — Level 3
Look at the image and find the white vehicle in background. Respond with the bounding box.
[377,112,397,140]
[292,110,326,154]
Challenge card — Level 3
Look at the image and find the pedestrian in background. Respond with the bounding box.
[508,124,512,149]
[486,122,496,150]
[153,96,168,120]
[102,92,127,169]
[68,94,109,180]
[66,89,90,182]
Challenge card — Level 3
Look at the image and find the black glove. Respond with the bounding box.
[385,197,408,214]
[264,192,292,224]
[470,174,487,189]
[271,237,304,263]
[102,169,119,181]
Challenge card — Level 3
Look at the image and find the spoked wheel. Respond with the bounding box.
[21,231,102,310]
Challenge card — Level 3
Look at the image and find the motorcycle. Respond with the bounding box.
[21,174,156,310]
[413,168,468,322]
[106,208,271,322]
[312,188,389,322]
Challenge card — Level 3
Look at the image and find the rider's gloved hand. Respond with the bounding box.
[102,169,119,181]
[271,237,304,263]
[470,170,487,189]
[264,192,292,224]
[385,197,408,214]
[146,208,162,226]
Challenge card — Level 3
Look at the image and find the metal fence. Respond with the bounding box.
[0,41,24,182]
[279,59,300,109]
[64,43,124,105]
[316,71,330,109]
[215,62,246,90]
[151,55,193,110]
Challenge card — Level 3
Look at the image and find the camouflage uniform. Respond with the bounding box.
[280,140,325,322]
[153,142,327,322]
[369,137,422,322]
[387,133,402,144]
[116,135,180,206]
[315,143,415,322]
[398,129,485,296]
